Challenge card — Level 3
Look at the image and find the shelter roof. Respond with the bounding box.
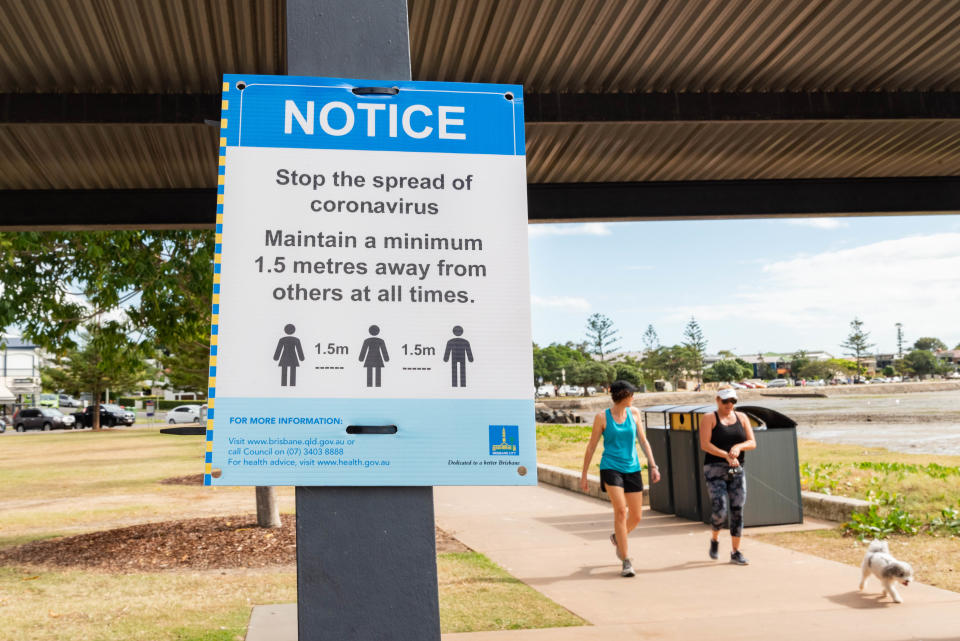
[2,0,960,226]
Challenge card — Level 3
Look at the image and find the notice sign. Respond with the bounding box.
[205,75,535,486]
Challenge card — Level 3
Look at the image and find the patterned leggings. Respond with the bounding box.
[703,462,747,537]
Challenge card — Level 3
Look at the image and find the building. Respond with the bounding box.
[704,351,835,378]
[0,336,46,415]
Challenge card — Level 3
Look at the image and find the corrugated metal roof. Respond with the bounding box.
[2,119,959,190]
[0,0,284,93]
[3,1,960,94]
[526,120,960,182]
[410,0,960,92]
[0,124,216,189]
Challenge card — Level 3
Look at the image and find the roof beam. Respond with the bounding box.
[525,91,960,122]
[2,178,959,229]
[0,94,220,124]
[3,91,960,124]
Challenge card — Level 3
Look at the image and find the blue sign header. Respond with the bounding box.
[221,74,525,156]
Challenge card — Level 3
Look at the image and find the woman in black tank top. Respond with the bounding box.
[699,387,756,565]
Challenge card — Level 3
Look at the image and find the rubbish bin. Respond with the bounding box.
[661,404,803,527]
[664,405,713,520]
[734,405,803,527]
[642,405,676,514]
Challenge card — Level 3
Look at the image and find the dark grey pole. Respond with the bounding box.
[285,2,440,640]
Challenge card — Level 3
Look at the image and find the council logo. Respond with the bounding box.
[489,425,519,456]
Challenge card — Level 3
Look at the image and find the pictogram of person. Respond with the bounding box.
[359,325,389,387]
[443,326,474,387]
[273,324,305,386]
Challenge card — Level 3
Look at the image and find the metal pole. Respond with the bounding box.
[285,2,440,639]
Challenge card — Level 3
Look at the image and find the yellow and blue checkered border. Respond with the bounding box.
[205,80,230,486]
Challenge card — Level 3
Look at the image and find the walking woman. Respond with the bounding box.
[580,380,660,577]
[699,387,757,565]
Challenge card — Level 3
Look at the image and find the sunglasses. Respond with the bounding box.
[720,398,737,405]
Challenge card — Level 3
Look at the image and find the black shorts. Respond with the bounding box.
[599,468,644,493]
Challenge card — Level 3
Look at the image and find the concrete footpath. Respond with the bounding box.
[247,483,960,640]
[436,484,960,641]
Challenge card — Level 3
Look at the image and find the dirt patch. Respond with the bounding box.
[0,515,469,572]
[158,474,204,485]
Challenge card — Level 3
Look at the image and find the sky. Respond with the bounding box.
[527,214,960,357]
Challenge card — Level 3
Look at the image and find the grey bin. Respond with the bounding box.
[648,404,803,528]
[664,405,713,521]
[642,405,676,514]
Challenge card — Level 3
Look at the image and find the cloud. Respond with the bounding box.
[783,218,849,230]
[528,223,613,238]
[531,295,591,312]
[662,233,960,348]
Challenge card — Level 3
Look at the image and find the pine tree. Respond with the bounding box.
[682,317,707,384]
[642,324,659,354]
[841,318,875,379]
[584,314,620,361]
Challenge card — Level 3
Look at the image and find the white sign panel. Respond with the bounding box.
[205,75,535,486]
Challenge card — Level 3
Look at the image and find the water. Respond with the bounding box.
[797,422,960,456]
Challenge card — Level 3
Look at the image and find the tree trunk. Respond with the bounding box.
[256,486,281,528]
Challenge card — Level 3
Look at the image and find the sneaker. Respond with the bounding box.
[709,539,719,560]
[621,558,636,577]
[730,550,749,566]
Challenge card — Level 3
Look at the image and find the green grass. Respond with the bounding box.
[438,552,582,633]
[0,553,583,640]
[536,425,960,524]
[0,428,585,639]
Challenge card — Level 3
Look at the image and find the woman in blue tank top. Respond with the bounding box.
[580,380,661,577]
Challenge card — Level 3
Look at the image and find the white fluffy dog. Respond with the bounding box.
[859,539,914,603]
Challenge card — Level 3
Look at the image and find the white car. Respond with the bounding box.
[536,385,554,397]
[766,379,788,388]
[167,404,202,424]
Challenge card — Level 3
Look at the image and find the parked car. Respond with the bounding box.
[12,407,76,431]
[58,393,81,408]
[535,385,554,398]
[728,382,746,389]
[73,404,135,428]
[585,386,598,396]
[766,379,788,388]
[38,393,59,408]
[167,404,203,424]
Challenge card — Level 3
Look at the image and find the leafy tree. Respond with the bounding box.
[646,345,695,389]
[913,337,946,352]
[57,321,151,429]
[717,349,736,359]
[704,359,751,383]
[568,360,615,388]
[532,342,590,384]
[798,360,837,381]
[790,350,810,378]
[584,313,620,361]
[0,231,213,382]
[826,358,859,375]
[903,349,938,379]
[642,324,660,354]
[613,362,644,387]
[840,318,875,378]
[895,323,905,359]
[882,366,895,377]
[682,317,707,384]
